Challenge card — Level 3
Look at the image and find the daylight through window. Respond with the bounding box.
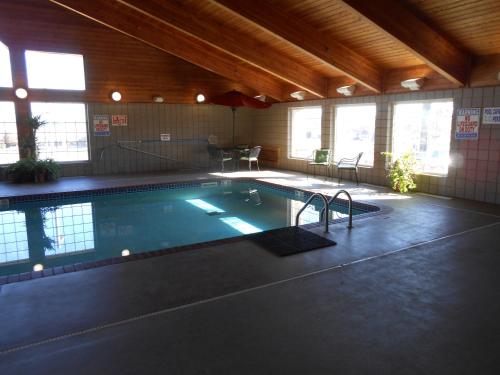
[289,107,322,159]
[392,100,453,175]
[334,104,376,167]
[30,102,89,162]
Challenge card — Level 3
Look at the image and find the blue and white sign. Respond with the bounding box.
[483,107,500,125]
[455,108,480,140]
[93,115,110,136]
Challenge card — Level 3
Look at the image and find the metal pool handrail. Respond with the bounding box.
[295,193,329,233]
[320,190,353,229]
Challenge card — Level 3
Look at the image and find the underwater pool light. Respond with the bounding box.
[121,249,131,257]
[33,263,44,272]
[219,216,262,234]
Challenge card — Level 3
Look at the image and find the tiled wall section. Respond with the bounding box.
[58,103,252,176]
[251,86,500,204]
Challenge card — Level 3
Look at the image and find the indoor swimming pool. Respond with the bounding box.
[0,180,379,277]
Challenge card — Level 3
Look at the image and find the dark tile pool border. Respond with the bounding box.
[0,178,383,286]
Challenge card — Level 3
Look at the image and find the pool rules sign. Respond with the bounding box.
[93,115,110,136]
[455,108,480,140]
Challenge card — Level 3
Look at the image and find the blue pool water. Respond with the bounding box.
[0,181,374,277]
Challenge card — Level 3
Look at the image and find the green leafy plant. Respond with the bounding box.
[6,157,36,183]
[381,152,417,193]
[6,158,60,183]
[21,115,47,159]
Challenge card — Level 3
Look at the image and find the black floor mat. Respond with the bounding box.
[248,226,336,256]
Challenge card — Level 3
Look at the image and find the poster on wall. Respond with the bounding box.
[93,115,110,136]
[111,114,128,126]
[483,107,500,125]
[455,108,480,140]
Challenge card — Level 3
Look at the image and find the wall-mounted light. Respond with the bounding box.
[15,87,28,99]
[290,91,306,101]
[153,95,164,103]
[254,94,266,102]
[336,84,356,96]
[111,91,122,102]
[196,93,206,103]
[401,78,424,91]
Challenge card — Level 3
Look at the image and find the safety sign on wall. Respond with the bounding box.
[455,108,480,140]
[94,115,110,136]
[483,107,500,125]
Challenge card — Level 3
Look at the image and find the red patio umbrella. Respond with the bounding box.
[210,90,272,146]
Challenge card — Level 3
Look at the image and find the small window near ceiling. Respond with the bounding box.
[289,107,322,159]
[25,50,85,90]
[0,41,13,87]
[334,104,376,167]
[0,102,20,164]
[30,102,89,162]
[392,99,453,176]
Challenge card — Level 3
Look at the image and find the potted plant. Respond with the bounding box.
[381,152,417,193]
[21,115,47,159]
[5,157,36,183]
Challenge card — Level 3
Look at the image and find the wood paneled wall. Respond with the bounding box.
[0,0,255,104]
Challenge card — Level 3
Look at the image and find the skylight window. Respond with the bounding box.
[25,50,85,90]
[0,41,13,87]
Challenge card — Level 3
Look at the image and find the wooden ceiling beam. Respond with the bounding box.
[339,0,471,86]
[212,0,383,93]
[117,0,327,98]
[48,0,285,101]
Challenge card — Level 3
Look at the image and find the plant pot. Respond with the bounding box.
[36,172,46,183]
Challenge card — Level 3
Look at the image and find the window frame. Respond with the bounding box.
[288,106,323,160]
[25,50,86,91]
[0,101,20,166]
[30,102,91,164]
[390,98,454,177]
[332,103,377,168]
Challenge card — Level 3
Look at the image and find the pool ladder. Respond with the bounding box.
[295,193,330,233]
[295,190,354,234]
[320,190,353,229]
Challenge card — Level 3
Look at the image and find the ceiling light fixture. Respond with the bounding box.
[111,91,122,102]
[254,94,266,102]
[290,91,306,101]
[336,84,356,96]
[15,87,28,99]
[196,93,206,103]
[401,78,424,91]
[153,95,164,103]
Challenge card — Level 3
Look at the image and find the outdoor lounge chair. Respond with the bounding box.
[337,152,363,185]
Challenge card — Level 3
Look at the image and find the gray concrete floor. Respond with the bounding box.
[1,169,500,374]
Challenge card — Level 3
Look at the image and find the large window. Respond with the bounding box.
[392,100,453,175]
[334,104,376,167]
[0,41,12,88]
[25,50,85,90]
[30,102,89,162]
[0,102,20,164]
[289,107,322,159]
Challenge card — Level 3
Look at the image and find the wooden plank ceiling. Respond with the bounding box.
[2,0,500,103]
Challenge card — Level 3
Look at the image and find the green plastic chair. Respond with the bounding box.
[308,149,332,179]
